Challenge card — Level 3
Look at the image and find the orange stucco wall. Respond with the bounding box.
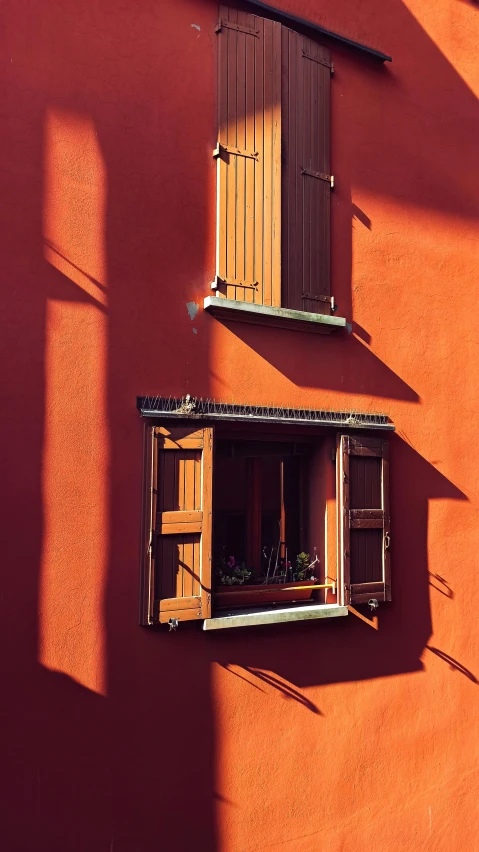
[1,1,478,850]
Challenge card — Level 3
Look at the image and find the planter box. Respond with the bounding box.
[215,579,316,609]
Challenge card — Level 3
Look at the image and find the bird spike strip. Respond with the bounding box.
[137,396,393,430]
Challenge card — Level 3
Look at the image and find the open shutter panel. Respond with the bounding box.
[282,29,332,314]
[338,435,391,605]
[215,6,281,307]
[143,425,213,625]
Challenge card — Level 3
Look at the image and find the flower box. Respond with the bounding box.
[215,579,316,609]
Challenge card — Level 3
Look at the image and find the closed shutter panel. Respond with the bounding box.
[215,6,281,307]
[338,435,391,605]
[141,425,213,625]
[282,29,333,314]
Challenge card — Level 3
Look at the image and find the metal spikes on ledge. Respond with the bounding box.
[137,395,394,430]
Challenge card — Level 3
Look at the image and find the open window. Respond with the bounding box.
[140,422,391,627]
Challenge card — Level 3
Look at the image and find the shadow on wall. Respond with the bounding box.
[209,436,470,702]
[0,0,478,851]
[214,316,420,400]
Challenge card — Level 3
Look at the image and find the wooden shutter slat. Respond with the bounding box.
[142,426,213,624]
[216,6,281,306]
[338,435,391,605]
[282,31,331,314]
[159,510,203,525]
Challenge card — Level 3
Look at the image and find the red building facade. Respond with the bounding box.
[1,1,478,850]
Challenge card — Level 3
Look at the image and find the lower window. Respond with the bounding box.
[140,422,391,627]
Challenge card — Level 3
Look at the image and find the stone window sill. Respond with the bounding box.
[203,296,347,334]
[203,603,348,630]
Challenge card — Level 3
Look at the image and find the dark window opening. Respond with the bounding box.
[213,438,316,608]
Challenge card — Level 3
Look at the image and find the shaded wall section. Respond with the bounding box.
[0,1,478,851]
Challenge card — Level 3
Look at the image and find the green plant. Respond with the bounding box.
[295,552,311,581]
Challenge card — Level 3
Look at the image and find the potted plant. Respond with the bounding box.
[215,550,318,609]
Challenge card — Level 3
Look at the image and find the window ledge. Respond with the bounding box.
[204,296,347,334]
[203,603,348,630]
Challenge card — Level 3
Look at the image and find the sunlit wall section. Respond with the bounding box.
[40,109,109,695]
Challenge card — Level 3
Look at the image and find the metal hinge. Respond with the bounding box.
[302,294,337,312]
[302,50,334,74]
[213,143,259,161]
[211,274,259,291]
[216,19,259,37]
[301,167,334,189]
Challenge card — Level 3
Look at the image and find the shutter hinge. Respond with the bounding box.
[216,19,260,37]
[213,143,259,161]
[301,167,334,189]
[211,274,259,291]
[301,294,338,312]
[302,50,334,74]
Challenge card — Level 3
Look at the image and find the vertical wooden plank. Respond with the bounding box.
[281,26,290,309]
[253,14,264,304]
[201,427,213,618]
[382,440,391,601]
[282,33,331,314]
[177,453,185,512]
[194,450,201,511]
[294,33,304,310]
[235,16,247,297]
[226,13,238,298]
[140,426,158,625]
[183,534,194,597]
[217,6,229,299]
[271,19,282,307]
[244,11,256,304]
[338,434,351,606]
[262,18,274,307]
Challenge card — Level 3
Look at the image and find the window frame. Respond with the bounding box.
[140,417,392,628]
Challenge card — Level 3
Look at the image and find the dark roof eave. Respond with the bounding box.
[244,0,392,63]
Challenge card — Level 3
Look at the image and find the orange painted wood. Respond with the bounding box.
[216,6,281,306]
[159,510,203,525]
[146,425,213,623]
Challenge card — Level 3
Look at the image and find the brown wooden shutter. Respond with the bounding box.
[215,6,281,307]
[338,435,391,605]
[282,29,333,314]
[141,425,213,625]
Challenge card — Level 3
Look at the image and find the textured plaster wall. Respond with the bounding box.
[0,0,478,850]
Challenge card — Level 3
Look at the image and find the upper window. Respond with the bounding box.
[212,6,334,317]
[140,422,391,628]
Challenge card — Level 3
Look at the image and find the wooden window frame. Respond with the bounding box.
[140,423,391,628]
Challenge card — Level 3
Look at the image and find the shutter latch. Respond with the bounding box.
[168,618,179,631]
